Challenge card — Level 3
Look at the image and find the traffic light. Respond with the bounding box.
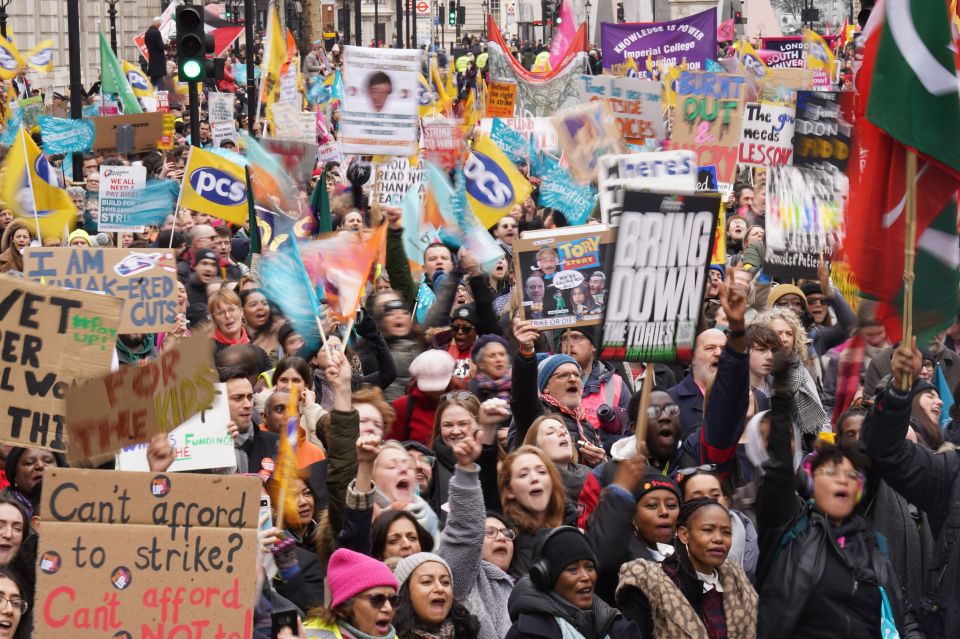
[734,10,745,24]
[449,1,456,25]
[457,6,465,24]
[176,5,206,82]
[616,2,625,22]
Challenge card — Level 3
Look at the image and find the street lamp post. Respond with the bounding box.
[482,0,488,39]
[106,0,120,55]
[0,0,11,39]
[584,0,591,43]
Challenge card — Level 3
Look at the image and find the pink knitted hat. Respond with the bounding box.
[327,548,398,608]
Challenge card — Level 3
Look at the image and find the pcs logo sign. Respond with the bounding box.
[464,151,513,208]
[189,168,246,206]
[0,47,17,72]
[126,71,150,91]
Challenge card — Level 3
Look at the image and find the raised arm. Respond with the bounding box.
[384,207,417,309]
[508,318,543,449]
[437,429,486,598]
[325,348,357,539]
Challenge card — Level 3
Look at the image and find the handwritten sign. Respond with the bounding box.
[35,468,259,639]
[116,383,235,472]
[208,92,235,124]
[578,75,665,147]
[485,81,517,118]
[65,330,217,462]
[0,279,122,453]
[98,165,147,233]
[422,118,463,171]
[375,157,421,207]
[668,71,746,184]
[22,248,179,333]
[738,102,796,167]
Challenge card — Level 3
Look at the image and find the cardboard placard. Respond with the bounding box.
[738,102,796,167]
[514,225,613,330]
[597,150,698,226]
[668,71,747,184]
[579,75,665,147]
[98,165,148,233]
[22,248,179,333]
[485,81,518,118]
[92,112,167,153]
[35,468,259,639]
[599,191,721,362]
[208,92,235,124]
[116,383,235,472]
[553,101,627,184]
[0,278,122,452]
[65,329,217,461]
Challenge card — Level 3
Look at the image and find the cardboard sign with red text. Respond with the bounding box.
[65,330,217,462]
[35,468,259,639]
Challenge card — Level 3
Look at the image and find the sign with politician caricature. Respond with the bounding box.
[514,225,614,330]
[599,191,720,362]
[341,46,420,156]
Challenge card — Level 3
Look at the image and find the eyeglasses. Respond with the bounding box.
[815,466,863,483]
[441,391,474,402]
[451,323,475,334]
[484,525,517,541]
[646,405,680,420]
[212,306,241,319]
[675,464,717,483]
[550,370,581,382]
[357,593,401,609]
[0,595,27,614]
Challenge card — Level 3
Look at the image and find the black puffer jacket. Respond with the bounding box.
[757,393,923,639]
[864,382,960,639]
[506,577,642,639]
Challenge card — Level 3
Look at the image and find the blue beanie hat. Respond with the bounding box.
[471,334,510,362]
[537,354,580,393]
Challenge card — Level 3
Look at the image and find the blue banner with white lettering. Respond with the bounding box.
[490,119,528,165]
[39,116,95,154]
[539,155,597,225]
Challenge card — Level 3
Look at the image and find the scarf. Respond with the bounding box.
[546,591,622,639]
[340,620,397,639]
[233,427,252,474]
[828,513,879,585]
[214,326,250,346]
[474,370,512,399]
[408,619,455,639]
[540,393,598,446]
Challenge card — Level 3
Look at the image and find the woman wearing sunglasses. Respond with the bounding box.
[756,353,922,638]
[305,548,401,639]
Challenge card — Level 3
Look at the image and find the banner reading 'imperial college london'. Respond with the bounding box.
[600,8,717,76]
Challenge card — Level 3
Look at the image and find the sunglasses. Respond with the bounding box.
[674,464,717,483]
[357,593,401,609]
[646,405,680,420]
[451,324,475,334]
[441,391,475,402]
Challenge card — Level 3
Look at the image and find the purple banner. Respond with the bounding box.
[762,35,841,68]
[600,8,717,76]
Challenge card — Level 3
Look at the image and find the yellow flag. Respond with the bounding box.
[803,29,836,73]
[0,126,76,240]
[259,4,288,112]
[0,37,24,80]
[178,146,248,225]
[465,134,534,229]
[122,60,154,98]
[737,39,770,79]
[430,56,452,112]
[445,60,457,104]
[418,72,440,117]
[25,39,54,73]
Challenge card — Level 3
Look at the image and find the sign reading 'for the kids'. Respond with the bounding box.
[22,248,179,333]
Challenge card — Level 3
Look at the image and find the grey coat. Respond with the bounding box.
[437,465,514,639]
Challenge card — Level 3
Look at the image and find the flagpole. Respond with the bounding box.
[901,149,918,388]
[18,126,43,242]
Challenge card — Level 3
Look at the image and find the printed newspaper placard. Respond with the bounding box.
[598,150,698,225]
[514,225,614,330]
[22,247,179,333]
[98,164,147,233]
[0,278,122,453]
[341,46,420,156]
[65,329,218,462]
[737,102,796,167]
[599,191,720,361]
[35,468,259,639]
[668,71,747,184]
[116,383,235,472]
[578,74,665,147]
[485,81,518,118]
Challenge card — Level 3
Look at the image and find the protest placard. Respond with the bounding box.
[22,248,179,333]
[317,141,345,167]
[341,46,420,156]
[39,116,96,154]
[553,101,626,184]
[763,164,846,280]
[485,81,518,118]
[92,113,167,153]
[477,117,559,153]
[208,92,235,124]
[538,155,598,225]
[98,165,147,233]
[268,101,301,139]
[599,191,721,361]
[211,121,238,149]
[116,383,235,472]
[738,102,796,167]
[792,91,851,172]
[600,8,718,75]
[421,118,463,171]
[756,68,815,104]
[579,75,665,147]
[20,95,45,128]
[598,150,698,225]
[35,468,259,639]
[297,111,318,143]
[155,91,169,113]
[0,278,122,452]
[157,113,176,150]
[490,118,529,164]
[514,225,614,330]
[65,329,217,461]
[668,71,747,184]
[375,157,421,206]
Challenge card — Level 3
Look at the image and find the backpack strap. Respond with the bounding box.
[776,511,810,558]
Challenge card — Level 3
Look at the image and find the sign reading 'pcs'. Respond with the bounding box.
[189,168,246,205]
[179,146,248,225]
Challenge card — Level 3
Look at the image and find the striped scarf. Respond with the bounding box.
[541,393,600,447]
[831,334,864,426]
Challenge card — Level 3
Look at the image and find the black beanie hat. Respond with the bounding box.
[539,527,597,589]
[632,470,682,502]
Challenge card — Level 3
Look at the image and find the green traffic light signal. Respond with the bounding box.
[182,59,203,80]
[449,11,456,25]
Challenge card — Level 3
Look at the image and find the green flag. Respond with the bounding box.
[309,170,332,236]
[99,32,142,115]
